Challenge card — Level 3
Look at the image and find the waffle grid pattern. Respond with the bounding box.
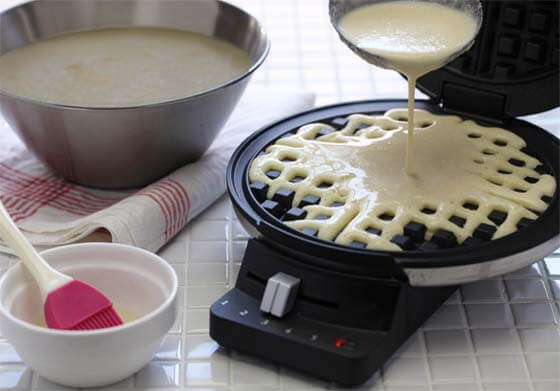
[0,0,559,389]
[249,110,555,251]
[452,1,559,80]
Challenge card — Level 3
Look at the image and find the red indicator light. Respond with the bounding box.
[335,338,347,348]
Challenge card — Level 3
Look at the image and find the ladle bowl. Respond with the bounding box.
[329,0,483,72]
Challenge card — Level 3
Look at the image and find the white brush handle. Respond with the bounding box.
[0,200,72,302]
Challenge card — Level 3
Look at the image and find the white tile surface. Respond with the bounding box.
[383,358,428,385]
[159,235,188,263]
[524,353,560,380]
[185,335,222,361]
[186,309,211,334]
[231,220,251,241]
[423,305,465,330]
[154,335,183,361]
[470,329,520,354]
[461,280,505,303]
[432,386,478,391]
[505,279,549,301]
[464,304,513,329]
[0,344,22,364]
[170,308,184,335]
[190,242,228,263]
[190,221,230,242]
[424,330,471,355]
[517,328,560,352]
[394,333,423,357]
[429,356,477,382]
[550,280,560,300]
[482,385,531,391]
[476,356,527,382]
[184,358,230,387]
[0,0,558,390]
[510,303,556,326]
[230,353,279,386]
[188,264,228,285]
[544,257,560,276]
[187,286,229,309]
[0,365,32,390]
[135,362,182,388]
[231,242,247,263]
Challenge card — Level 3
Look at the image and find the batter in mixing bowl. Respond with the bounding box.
[0,27,251,107]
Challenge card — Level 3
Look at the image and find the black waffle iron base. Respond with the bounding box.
[210,99,559,386]
[211,241,456,387]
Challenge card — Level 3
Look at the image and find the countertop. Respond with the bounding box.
[0,0,559,390]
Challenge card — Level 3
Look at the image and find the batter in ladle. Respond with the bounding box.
[339,1,479,175]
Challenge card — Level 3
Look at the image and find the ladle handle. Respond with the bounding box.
[0,200,72,301]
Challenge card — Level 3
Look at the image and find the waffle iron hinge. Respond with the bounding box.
[441,82,507,124]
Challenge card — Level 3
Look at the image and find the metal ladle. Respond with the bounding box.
[329,0,484,72]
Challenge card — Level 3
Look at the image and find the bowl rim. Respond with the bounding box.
[0,242,179,336]
[0,0,271,111]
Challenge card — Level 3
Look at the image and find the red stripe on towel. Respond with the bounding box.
[150,185,178,240]
[153,182,184,238]
[160,180,189,236]
[0,164,120,218]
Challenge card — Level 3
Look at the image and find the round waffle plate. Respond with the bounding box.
[227,100,559,286]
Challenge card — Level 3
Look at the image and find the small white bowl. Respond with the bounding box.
[0,243,178,388]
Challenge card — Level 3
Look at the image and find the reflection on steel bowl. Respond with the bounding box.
[0,0,270,189]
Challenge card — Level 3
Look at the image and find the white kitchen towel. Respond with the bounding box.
[0,88,315,254]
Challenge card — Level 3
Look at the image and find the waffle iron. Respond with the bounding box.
[210,1,560,386]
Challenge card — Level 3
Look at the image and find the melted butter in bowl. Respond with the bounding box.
[250,109,556,251]
[0,243,178,387]
[0,27,251,107]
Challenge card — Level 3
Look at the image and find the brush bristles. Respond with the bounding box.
[70,307,123,331]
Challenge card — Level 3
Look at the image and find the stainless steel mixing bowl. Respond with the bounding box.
[0,0,269,189]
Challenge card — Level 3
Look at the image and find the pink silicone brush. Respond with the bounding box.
[0,200,122,330]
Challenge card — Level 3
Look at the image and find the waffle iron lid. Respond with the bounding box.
[416,0,559,121]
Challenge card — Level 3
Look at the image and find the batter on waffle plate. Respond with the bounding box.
[249,109,556,251]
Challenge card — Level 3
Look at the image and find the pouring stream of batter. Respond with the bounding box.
[339,1,478,175]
